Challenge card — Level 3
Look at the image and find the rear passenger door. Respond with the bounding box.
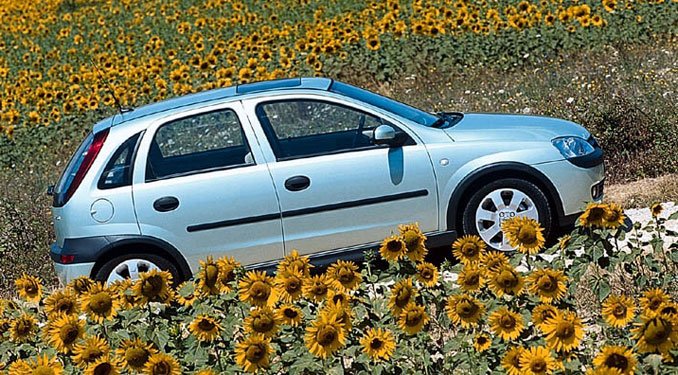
[132,102,284,272]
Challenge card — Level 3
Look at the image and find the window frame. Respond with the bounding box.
[145,108,255,182]
[97,131,143,190]
[255,98,414,162]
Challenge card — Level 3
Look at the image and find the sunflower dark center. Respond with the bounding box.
[604,210,620,222]
[311,282,327,296]
[499,315,516,329]
[338,268,354,283]
[477,336,488,345]
[644,318,672,345]
[253,315,274,333]
[89,292,112,314]
[403,231,420,250]
[126,347,149,368]
[421,269,433,280]
[33,366,54,375]
[283,308,298,319]
[589,207,605,222]
[56,299,75,314]
[517,225,537,245]
[251,282,271,300]
[142,276,164,297]
[537,275,557,292]
[465,273,480,286]
[93,363,113,375]
[370,337,383,349]
[152,361,172,375]
[82,347,104,363]
[386,240,403,252]
[497,271,518,289]
[285,278,300,293]
[461,243,478,257]
[649,297,663,310]
[205,265,219,286]
[555,322,575,338]
[395,288,412,307]
[59,324,79,344]
[605,353,629,371]
[456,300,479,318]
[246,343,265,362]
[14,320,33,336]
[613,304,627,317]
[660,306,677,315]
[406,310,423,326]
[531,359,546,372]
[198,319,215,331]
[317,326,338,346]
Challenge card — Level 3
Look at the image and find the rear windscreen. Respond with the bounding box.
[53,132,93,206]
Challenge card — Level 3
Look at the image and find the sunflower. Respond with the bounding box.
[115,338,157,371]
[541,310,584,353]
[277,249,312,276]
[194,369,217,375]
[81,283,119,323]
[175,281,198,308]
[10,314,37,343]
[398,303,429,335]
[558,235,572,251]
[532,304,559,331]
[144,353,181,375]
[446,294,485,328]
[457,264,485,292]
[72,336,110,368]
[67,276,95,296]
[44,288,79,318]
[519,346,557,375]
[501,216,545,254]
[399,223,428,262]
[235,334,274,373]
[388,278,418,316]
[244,307,281,338]
[305,313,346,358]
[327,260,362,291]
[489,307,525,341]
[526,269,567,303]
[216,256,240,293]
[239,270,276,307]
[7,359,32,375]
[639,288,671,314]
[110,279,139,309]
[26,354,64,375]
[322,298,354,331]
[14,274,42,303]
[327,289,352,308]
[657,302,678,318]
[188,315,221,342]
[580,203,608,228]
[84,356,121,375]
[302,274,337,303]
[196,256,220,296]
[602,295,636,328]
[45,314,84,353]
[275,267,304,302]
[279,304,303,327]
[650,202,663,218]
[480,250,509,272]
[488,265,524,297]
[631,313,677,354]
[474,333,492,352]
[379,235,407,262]
[360,328,396,361]
[602,203,625,229]
[452,235,486,264]
[502,347,525,375]
[133,269,174,304]
[592,346,637,375]
[415,262,439,287]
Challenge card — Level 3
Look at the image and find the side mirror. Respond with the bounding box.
[372,125,406,147]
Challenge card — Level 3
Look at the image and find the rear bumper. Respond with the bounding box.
[53,261,95,285]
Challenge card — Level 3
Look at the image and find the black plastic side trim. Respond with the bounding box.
[187,189,429,233]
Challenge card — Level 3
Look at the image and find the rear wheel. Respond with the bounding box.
[461,178,552,251]
[94,253,181,285]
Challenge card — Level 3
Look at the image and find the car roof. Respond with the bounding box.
[94,77,333,133]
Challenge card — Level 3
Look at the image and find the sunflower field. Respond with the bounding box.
[1,204,677,374]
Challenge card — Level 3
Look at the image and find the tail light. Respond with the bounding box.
[63,129,109,203]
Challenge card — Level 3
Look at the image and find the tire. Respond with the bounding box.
[94,253,182,285]
[461,178,552,251]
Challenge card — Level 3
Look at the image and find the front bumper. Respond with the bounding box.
[533,158,605,223]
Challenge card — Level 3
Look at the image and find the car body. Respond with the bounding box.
[49,77,605,284]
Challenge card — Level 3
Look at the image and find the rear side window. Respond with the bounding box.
[98,132,141,189]
[146,109,253,181]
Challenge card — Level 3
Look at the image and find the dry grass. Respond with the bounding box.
[605,174,678,208]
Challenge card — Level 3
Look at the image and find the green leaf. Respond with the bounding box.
[598,281,611,301]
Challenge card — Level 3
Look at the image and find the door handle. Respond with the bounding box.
[284,176,311,191]
[153,196,179,212]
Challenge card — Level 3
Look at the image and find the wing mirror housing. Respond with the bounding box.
[371,124,407,147]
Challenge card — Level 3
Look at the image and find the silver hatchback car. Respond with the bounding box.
[49,77,604,285]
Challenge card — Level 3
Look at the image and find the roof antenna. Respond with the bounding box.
[89,57,133,115]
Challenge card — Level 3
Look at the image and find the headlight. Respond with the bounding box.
[551,136,595,158]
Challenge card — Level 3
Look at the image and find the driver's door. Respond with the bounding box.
[243,96,439,256]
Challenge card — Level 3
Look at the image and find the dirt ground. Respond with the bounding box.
[605,173,678,208]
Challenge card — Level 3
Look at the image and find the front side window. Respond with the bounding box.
[256,100,392,160]
[146,109,252,181]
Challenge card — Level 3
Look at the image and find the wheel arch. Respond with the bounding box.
[446,162,564,231]
[90,236,192,281]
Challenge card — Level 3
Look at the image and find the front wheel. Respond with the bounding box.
[461,178,553,251]
[94,253,181,285]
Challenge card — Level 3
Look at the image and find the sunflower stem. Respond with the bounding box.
[215,341,225,373]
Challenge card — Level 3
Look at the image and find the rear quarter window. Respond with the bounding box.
[98,132,142,189]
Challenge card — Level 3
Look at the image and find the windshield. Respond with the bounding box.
[329,81,439,126]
